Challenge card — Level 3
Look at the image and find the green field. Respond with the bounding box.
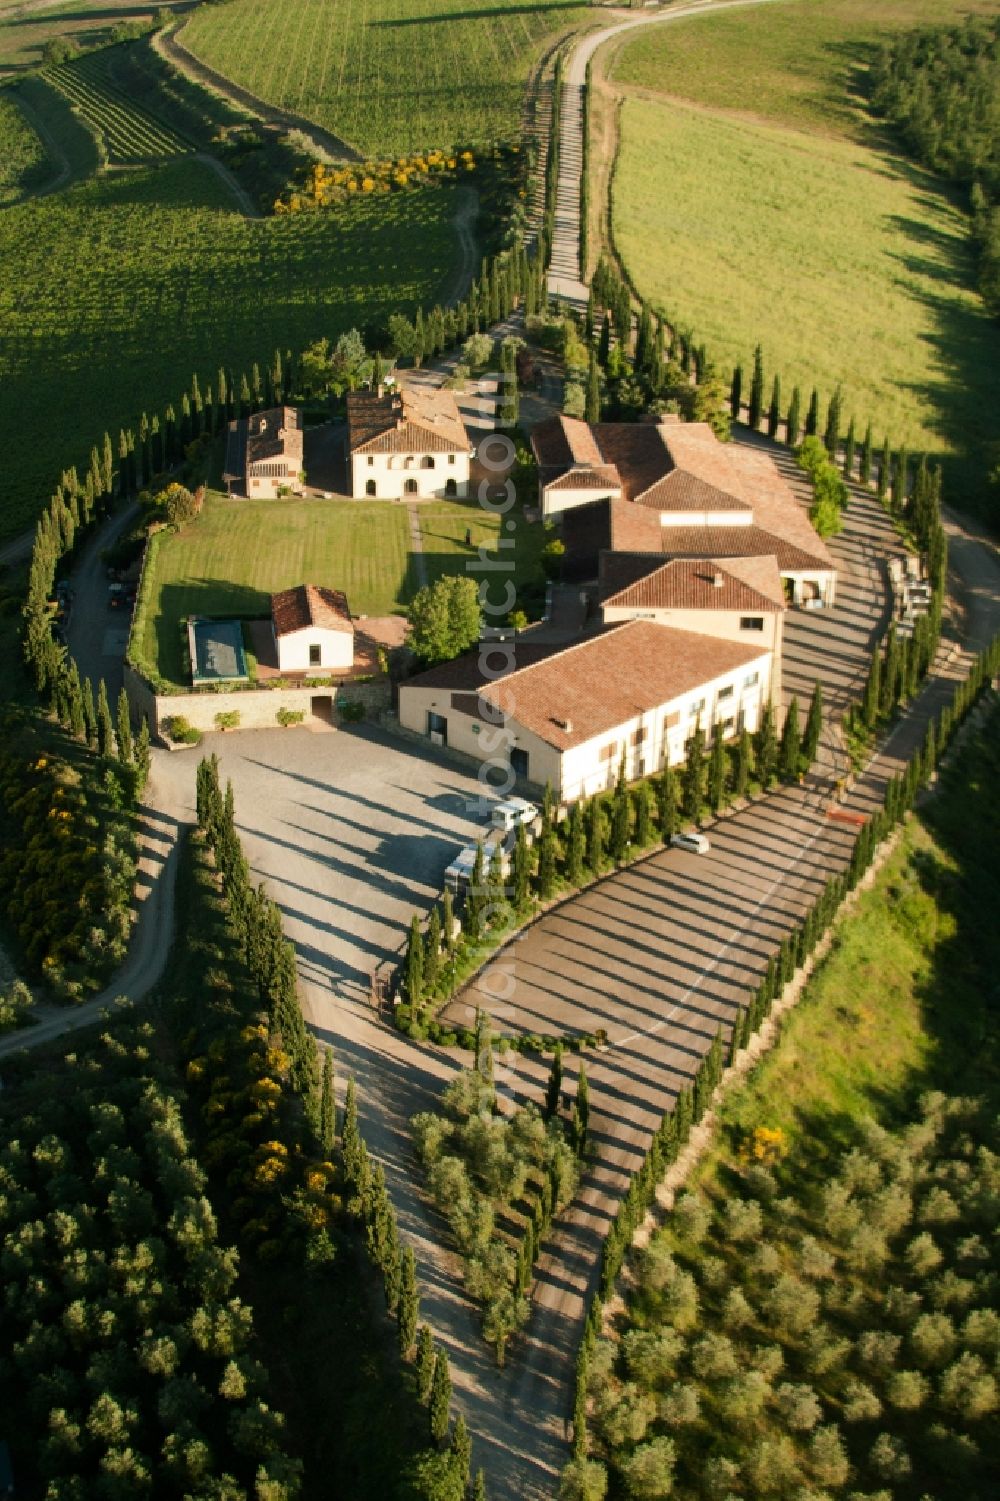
[44,51,191,161]
[612,95,999,470]
[0,144,461,542]
[181,0,591,156]
[418,499,547,598]
[0,0,186,74]
[610,0,1000,140]
[0,92,51,202]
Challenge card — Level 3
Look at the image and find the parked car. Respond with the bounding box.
[107,583,126,609]
[670,831,710,855]
[491,796,538,833]
[444,828,511,894]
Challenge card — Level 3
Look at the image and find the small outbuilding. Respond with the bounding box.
[270,585,354,674]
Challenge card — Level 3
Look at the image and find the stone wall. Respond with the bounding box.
[124,665,390,738]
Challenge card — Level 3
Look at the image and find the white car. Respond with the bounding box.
[491,796,539,833]
[670,831,711,855]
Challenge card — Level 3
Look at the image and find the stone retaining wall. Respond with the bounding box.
[124,664,390,738]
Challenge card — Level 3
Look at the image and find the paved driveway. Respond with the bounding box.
[152,722,490,1001]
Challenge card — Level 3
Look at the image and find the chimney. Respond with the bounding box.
[713,571,724,589]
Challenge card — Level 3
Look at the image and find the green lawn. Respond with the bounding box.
[417,497,548,606]
[137,495,415,687]
[612,95,999,474]
[0,139,460,541]
[181,0,591,156]
[610,0,1000,140]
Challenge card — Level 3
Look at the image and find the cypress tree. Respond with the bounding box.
[779,697,801,780]
[565,799,585,886]
[451,1415,471,1491]
[862,648,881,729]
[655,762,678,837]
[786,385,802,446]
[766,374,782,439]
[465,844,486,941]
[748,344,765,429]
[473,1470,487,1501]
[429,1350,452,1443]
[609,755,630,862]
[416,1326,435,1402]
[682,719,706,821]
[585,288,595,342]
[804,387,820,438]
[881,624,900,715]
[585,350,601,423]
[406,915,424,1006]
[727,1008,746,1067]
[729,364,743,421]
[585,795,605,872]
[892,444,908,514]
[803,680,823,767]
[598,311,611,367]
[708,721,727,814]
[398,1246,419,1358]
[442,888,455,953]
[823,384,842,456]
[96,679,114,759]
[843,416,856,479]
[424,906,441,994]
[544,1043,563,1121]
[632,779,652,846]
[134,716,151,791]
[733,727,753,798]
[66,661,85,740]
[320,1048,335,1154]
[755,699,778,788]
[859,421,873,486]
[877,434,891,500]
[511,822,531,909]
[537,829,557,899]
[573,1063,590,1156]
[115,686,133,765]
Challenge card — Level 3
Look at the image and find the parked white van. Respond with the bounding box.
[670,831,711,855]
[444,829,512,894]
[491,797,539,833]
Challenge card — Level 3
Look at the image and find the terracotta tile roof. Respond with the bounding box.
[246,406,303,466]
[347,381,469,454]
[631,469,752,513]
[531,414,607,472]
[271,585,354,637]
[597,551,665,598]
[609,498,664,553]
[719,554,787,606]
[546,465,621,492]
[658,523,834,574]
[602,557,783,613]
[404,641,567,692]
[404,621,767,752]
[732,445,836,567]
[561,497,663,581]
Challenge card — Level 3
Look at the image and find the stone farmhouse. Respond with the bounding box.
[270,585,354,674]
[223,406,305,499]
[533,415,836,608]
[346,383,472,499]
[398,619,773,803]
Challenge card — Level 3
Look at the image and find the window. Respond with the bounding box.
[510,747,529,779]
[720,717,735,735]
[717,684,734,701]
[743,671,759,689]
[366,479,377,496]
[600,743,617,762]
[309,644,321,667]
[448,454,456,465]
[740,616,765,632]
[664,711,680,730]
[404,478,418,495]
[631,726,647,746]
[367,456,374,466]
[689,697,705,717]
[421,456,435,469]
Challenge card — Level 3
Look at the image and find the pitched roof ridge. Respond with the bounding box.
[482,620,632,695]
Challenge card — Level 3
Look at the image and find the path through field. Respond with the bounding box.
[547,0,780,306]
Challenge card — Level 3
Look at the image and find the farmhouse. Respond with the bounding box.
[223,406,305,498]
[534,416,836,607]
[346,382,471,499]
[398,618,773,802]
[270,584,354,673]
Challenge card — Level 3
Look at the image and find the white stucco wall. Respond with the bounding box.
[351,449,470,500]
[541,484,622,519]
[398,647,772,802]
[276,626,354,673]
[602,602,782,667]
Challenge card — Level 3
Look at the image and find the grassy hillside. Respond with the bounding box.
[610,0,1000,140]
[612,94,999,477]
[0,0,187,74]
[0,154,460,541]
[180,0,590,156]
[583,700,1000,1500]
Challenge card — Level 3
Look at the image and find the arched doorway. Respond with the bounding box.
[404,478,418,495]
